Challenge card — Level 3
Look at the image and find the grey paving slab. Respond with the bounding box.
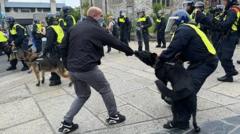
[85,119,167,134]
[38,95,106,133]
[198,120,235,134]
[224,115,240,126]
[2,118,53,134]
[197,97,221,110]
[0,85,30,104]
[26,82,62,95]
[84,90,127,115]
[227,103,240,114]
[230,127,240,134]
[0,98,42,129]
[33,89,66,102]
[119,88,171,118]
[196,107,237,123]
[97,104,153,125]
[209,82,240,97]
[197,89,240,105]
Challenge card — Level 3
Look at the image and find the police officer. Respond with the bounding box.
[32,19,43,53]
[159,9,218,130]
[183,0,195,15]
[0,29,8,56]
[43,14,65,86]
[136,10,152,51]
[155,10,166,48]
[118,11,131,46]
[213,0,240,82]
[6,16,29,71]
[60,6,76,32]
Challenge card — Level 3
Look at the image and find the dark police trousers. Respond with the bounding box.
[34,38,42,53]
[157,31,166,47]
[217,33,238,76]
[49,48,62,82]
[172,57,218,125]
[120,29,129,46]
[136,30,150,51]
[64,66,118,123]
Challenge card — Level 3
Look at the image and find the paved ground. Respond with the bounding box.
[0,42,240,134]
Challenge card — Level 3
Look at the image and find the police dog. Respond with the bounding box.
[23,50,72,87]
[134,51,200,132]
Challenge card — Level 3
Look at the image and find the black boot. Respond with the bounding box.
[156,44,161,48]
[6,66,16,71]
[161,44,166,48]
[237,60,240,64]
[217,75,233,82]
[21,66,29,71]
[49,80,62,86]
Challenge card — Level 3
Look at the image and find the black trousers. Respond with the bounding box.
[120,30,129,46]
[172,57,218,125]
[137,31,150,51]
[217,33,239,76]
[157,32,166,47]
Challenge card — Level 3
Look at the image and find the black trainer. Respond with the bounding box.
[21,66,29,71]
[106,113,126,125]
[217,75,233,82]
[58,121,79,134]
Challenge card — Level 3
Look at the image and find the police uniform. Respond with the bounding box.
[59,15,76,32]
[213,5,240,81]
[159,23,218,128]
[117,16,131,46]
[0,31,8,55]
[44,24,65,86]
[155,15,166,48]
[136,15,152,51]
[32,22,44,53]
[7,23,29,71]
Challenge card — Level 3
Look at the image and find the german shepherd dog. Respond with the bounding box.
[23,50,72,87]
[134,51,200,133]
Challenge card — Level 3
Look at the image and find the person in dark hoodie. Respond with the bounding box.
[58,7,134,133]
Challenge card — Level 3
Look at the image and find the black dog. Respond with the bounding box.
[135,51,200,132]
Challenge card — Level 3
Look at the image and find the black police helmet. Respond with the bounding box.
[46,14,59,25]
[62,6,72,14]
[6,16,15,23]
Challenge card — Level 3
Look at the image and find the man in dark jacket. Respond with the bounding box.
[58,7,134,133]
[136,10,152,51]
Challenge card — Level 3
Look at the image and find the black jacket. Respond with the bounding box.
[44,26,57,54]
[9,24,26,47]
[63,16,134,72]
[159,25,214,63]
[155,16,166,33]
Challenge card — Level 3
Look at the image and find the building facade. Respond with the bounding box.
[0,0,65,25]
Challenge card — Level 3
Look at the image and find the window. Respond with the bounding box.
[21,8,31,12]
[5,7,11,12]
[153,0,171,7]
[30,8,36,12]
[43,8,50,12]
[13,8,18,12]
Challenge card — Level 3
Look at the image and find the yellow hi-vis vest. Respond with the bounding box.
[10,24,27,36]
[0,31,8,42]
[156,18,161,23]
[59,15,76,26]
[36,23,43,33]
[118,17,126,23]
[137,17,147,22]
[229,6,240,32]
[49,25,64,44]
[185,24,216,55]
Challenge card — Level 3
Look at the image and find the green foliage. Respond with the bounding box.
[152,3,163,15]
[70,7,80,20]
[82,1,90,16]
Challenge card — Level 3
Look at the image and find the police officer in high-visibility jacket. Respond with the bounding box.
[43,14,65,86]
[60,6,76,32]
[0,30,8,56]
[136,10,152,51]
[211,0,239,82]
[6,16,29,71]
[117,11,131,46]
[32,19,44,53]
[155,10,166,48]
[159,9,218,130]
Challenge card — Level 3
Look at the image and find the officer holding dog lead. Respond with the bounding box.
[43,14,65,86]
[157,10,218,130]
[6,16,29,71]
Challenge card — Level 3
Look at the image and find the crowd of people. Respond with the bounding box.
[0,0,239,133]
